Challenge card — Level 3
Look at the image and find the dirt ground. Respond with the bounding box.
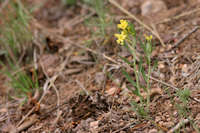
[0,0,200,132]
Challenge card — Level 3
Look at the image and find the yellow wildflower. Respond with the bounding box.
[115,31,127,45]
[144,34,153,41]
[117,20,128,30]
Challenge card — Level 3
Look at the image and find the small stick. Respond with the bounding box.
[108,0,165,47]
[16,108,36,127]
[171,26,199,49]
[52,110,62,125]
[149,76,178,91]
[157,8,200,24]
[112,122,134,133]
[40,63,61,126]
[168,119,189,133]
[41,63,60,108]
[13,115,38,133]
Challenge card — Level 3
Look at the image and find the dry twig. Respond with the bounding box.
[157,7,200,24]
[12,115,38,133]
[52,110,62,125]
[170,26,199,49]
[112,122,134,133]
[168,119,190,133]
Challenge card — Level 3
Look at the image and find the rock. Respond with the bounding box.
[149,129,158,133]
[141,0,167,16]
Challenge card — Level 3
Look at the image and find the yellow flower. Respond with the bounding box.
[144,34,152,41]
[115,31,127,45]
[117,20,128,30]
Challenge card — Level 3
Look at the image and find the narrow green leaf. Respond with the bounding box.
[122,69,137,88]
[119,56,132,65]
[127,86,140,96]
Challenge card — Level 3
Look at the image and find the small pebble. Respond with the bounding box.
[141,0,167,16]
[149,129,158,133]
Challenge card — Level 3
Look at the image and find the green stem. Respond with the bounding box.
[146,59,151,110]
[126,39,142,101]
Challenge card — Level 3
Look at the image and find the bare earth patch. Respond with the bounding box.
[0,0,200,132]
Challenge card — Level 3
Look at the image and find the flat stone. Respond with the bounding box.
[141,0,167,16]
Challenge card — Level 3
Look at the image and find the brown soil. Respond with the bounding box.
[0,0,200,132]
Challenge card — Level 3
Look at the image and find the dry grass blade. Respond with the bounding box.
[168,119,189,133]
[71,41,120,65]
[171,26,199,49]
[157,7,200,24]
[112,122,135,133]
[11,114,38,133]
[108,0,165,47]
